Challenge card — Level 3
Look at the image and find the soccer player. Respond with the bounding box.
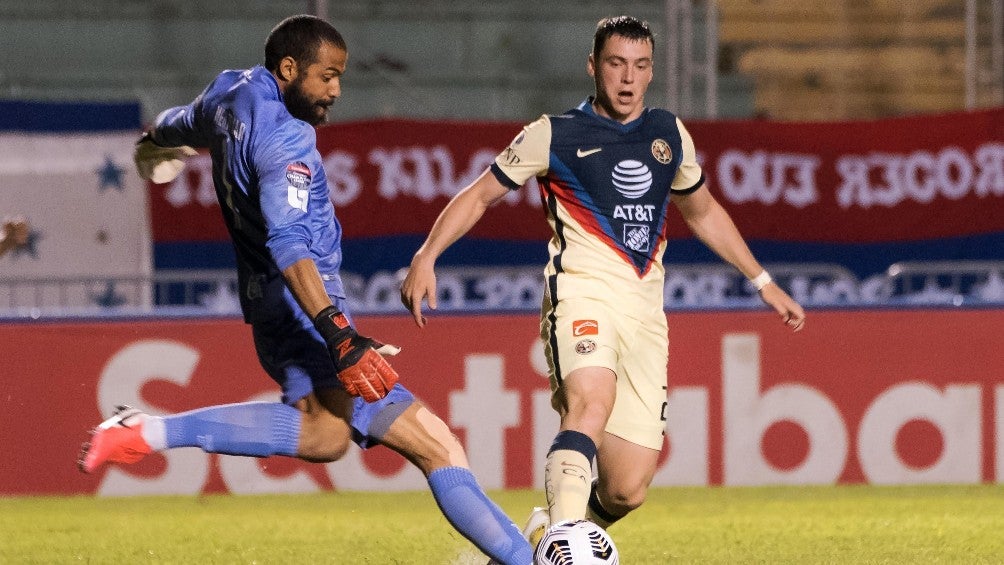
[0,216,29,257]
[400,15,806,545]
[77,15,532,565]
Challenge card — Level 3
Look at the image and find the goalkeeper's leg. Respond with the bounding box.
[379,402,534,565]
[79,402,307,473]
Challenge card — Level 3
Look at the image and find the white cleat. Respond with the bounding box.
[523,507,549,550]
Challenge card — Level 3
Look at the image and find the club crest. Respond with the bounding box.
[651,138,672,164]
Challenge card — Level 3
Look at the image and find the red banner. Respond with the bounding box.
[3,309,1002,496]
[150,108,1004,244]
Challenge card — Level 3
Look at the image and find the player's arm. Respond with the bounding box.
[280,258,400,402]
[135,103,203,184]
[672,186,805,331]
[402,116,551,327]
[282,257,334,319]
[400,169,510,327]
[670,118,804,331]
[262,126,398,401]
[281,258,398,358]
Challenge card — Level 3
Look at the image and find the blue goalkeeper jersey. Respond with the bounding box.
[151,65,345,322]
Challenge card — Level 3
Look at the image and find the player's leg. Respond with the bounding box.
[143,301,363,462]
[544,365,617,524]
[538,297,620,525]
[79,384,349,472]
[588,433,661,527]
[78,400,308,473]
[376,399,467,471]
[79,306,350,472]
[586,305,668,527]
[372,399,533,565]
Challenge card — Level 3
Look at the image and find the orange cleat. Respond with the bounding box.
[78,405,152,473]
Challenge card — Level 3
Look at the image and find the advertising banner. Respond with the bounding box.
[2,309,1001,496]
[149,109,1004,277]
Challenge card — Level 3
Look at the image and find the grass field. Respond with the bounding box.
[3,484,1004,564]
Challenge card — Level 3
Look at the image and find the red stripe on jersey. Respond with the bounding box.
[286,163,311,175]
[541,176,656,279]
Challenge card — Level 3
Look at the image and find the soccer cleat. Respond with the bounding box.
[523,507,549,550]
[485,507,549,564]
[78,405,152,473]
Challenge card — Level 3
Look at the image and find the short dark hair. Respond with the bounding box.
[592,16,654,58]
[264,14,346,71]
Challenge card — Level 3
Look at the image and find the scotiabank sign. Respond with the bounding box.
[2,309,1002,496]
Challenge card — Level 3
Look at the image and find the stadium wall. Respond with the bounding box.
[2,309,1002,496]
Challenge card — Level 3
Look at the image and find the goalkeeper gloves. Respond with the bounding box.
[313,306,400,402]
[134,131,197,184]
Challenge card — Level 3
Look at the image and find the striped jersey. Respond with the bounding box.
[491,98,704,316]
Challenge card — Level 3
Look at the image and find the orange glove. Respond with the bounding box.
[313,306,399,402]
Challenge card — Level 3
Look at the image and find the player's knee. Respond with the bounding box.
[301,439,349,463]
[297,413,352,463]
[601,482,647,514]
[299,435,350,463]
[387,406,469,473]
[564,399,614,438]
[412,413,466,470]
[564,390,615,430]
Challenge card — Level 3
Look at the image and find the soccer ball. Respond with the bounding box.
[534,519,619,565]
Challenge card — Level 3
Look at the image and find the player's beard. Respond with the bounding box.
[284,78,330,126]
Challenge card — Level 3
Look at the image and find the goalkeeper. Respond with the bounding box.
[78,14,532,565]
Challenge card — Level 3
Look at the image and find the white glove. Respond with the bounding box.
[134,133,197,184]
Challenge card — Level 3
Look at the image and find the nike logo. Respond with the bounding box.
[560,461,590,483]
[576,147,602,158]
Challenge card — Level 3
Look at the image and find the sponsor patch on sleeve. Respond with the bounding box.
[285,162,312,189]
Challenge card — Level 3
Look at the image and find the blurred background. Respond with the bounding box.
[0,0,1002,315]
[3,0,1001,121]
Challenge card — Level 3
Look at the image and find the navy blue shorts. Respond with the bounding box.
[250,291,414,449]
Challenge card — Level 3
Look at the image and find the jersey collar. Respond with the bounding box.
[576,97,647,133]
[252,65,284,102]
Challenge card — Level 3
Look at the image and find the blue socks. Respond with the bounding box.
[428,466,534,565]
[162,402,300,457]
[159,406,530,563]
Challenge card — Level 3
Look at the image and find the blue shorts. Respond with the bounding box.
[249,290,414,449]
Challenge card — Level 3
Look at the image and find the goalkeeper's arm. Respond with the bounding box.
[283,258,400,402]
[134,131,197,184]
[135,102,208,184]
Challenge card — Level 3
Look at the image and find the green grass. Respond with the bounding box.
[3,485,1004,564]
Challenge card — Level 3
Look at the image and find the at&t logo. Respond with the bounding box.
[612,160,652,198]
